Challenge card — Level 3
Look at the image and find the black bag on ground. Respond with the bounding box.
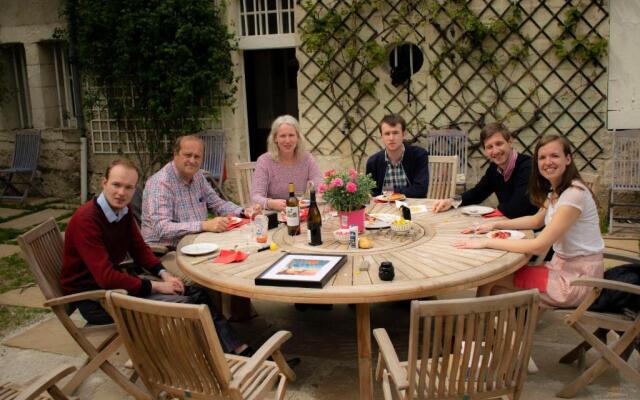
[589,264,640,313]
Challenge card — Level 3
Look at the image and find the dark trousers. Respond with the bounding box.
[75,286,243,353]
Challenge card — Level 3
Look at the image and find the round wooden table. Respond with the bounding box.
[177,200,530,400]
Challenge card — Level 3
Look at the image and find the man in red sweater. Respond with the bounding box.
[60,159,248,354]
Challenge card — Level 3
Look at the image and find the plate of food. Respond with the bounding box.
[365,213,394,229]
[375,193,406,202]
[461,205,494,216]
[486,230,525,240]
[181,243,220,256]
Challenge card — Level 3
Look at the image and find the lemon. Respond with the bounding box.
[269,242,278,251]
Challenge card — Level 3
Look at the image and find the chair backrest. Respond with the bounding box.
[235,161,256,206]
[199,130,226,180]
[17,217,65,301]
[11,130,41,170]
[611,130,640,191]
[424,129,467,178]
[406,290,539,400]
[106,291,235,399]
[581,172,601,196]
[427,155,458,199]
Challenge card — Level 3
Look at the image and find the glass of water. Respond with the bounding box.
[451,194,462,215]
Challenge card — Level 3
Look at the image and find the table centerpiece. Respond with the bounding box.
[319,168,376,233]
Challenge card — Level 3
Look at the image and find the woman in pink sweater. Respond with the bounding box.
[251,115,322,211]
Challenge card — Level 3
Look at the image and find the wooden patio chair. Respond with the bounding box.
[0,365,77,400]
[427,156,458,200]
[105,290,296,400]
[581,172,601,196]
[0,130,43,203]
[16,218,148,399]
[554,253,640,398]
[199,130,227,199]
[607,129,640,233]
[424,129,468,188]
[374,289,540,400]
[235,161,256,206]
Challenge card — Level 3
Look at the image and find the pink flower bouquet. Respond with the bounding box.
[318,168,376,212]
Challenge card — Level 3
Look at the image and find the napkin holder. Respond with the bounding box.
[264,210,279,230]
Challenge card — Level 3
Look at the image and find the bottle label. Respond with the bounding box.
[349,225,358,249]
[254,215,267,239]
[286,206,300,226]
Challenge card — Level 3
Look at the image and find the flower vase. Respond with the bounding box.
[338,208,365,233]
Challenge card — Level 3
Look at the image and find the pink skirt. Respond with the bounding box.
[514,253,603,308]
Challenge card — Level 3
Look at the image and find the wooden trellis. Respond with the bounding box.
[297,0,609,172]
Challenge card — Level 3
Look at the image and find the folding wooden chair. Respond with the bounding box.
[16,218,148,399]
[235,161,256,206]
[581,172,601,196]
[106,290,296,400]
[0,130,43,203]
[199,130,227,199]
[427,155,458,200]
[424,129,468,188]
[374,290,539,400]
[555,253,640,398]
[0,365,77,400]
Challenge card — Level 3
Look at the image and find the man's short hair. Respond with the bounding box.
[479,122,511,147]
[379,114,406,133]
[173,135,204,155]
[105,158,140,180]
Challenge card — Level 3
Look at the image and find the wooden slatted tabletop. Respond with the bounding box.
[177,199,531,400]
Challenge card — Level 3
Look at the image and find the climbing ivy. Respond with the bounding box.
[59,0,237,179]
[553,3,608,65]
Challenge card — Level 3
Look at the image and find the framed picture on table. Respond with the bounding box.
[255,253,347,288]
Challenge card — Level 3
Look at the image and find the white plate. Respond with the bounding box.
[365,219,391,229]
[461,205,494,216]
[181,243,220,256]
[408,204,428,214]
[375,194,406,202]
[368,213,398,223]
[486,230,525,240]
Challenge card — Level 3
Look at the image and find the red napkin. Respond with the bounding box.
[513,265,548,292]
[213,249,248,264]
[226,217,250,231]
[482,209,504,218]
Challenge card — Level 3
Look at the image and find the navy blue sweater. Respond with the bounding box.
[366,144,429,198]
[461,153,538,219]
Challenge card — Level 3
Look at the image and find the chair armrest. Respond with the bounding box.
[231,330,294,387]
[44,289,126,307]
[14,365,76,400]
[373,328,408,390]
[570,277,640,296]
[604,252,639,264]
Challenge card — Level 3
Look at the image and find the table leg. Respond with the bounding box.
[356,303,373,400]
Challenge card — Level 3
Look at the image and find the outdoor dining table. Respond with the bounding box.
[176,199,531,400]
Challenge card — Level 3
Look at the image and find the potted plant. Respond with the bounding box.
[319,168,376,233]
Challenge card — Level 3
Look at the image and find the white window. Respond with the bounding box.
[238,0,296,49]
[0,43,32,129]
[51,43,79,128]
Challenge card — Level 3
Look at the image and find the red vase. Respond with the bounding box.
[338,208,365,233]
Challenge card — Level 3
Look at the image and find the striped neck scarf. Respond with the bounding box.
[498,149,518,182]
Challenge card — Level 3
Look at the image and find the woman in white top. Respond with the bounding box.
[454,134,604,308]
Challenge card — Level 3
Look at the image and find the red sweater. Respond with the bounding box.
[60,199,162,296]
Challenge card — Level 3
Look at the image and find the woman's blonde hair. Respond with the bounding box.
[267,115,305,162]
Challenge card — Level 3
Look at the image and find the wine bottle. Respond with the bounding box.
[307,188,322,245]
[286,182,300,236]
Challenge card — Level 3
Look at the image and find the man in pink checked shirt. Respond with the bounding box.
[141,135,262,250]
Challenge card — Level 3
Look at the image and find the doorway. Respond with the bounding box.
[244,48,299,160]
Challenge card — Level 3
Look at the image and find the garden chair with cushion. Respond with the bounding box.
[199,130,227,199]
[106,290,296,400]
[0,365,77,400]
[374,290,539,400]
[16,218,148,399]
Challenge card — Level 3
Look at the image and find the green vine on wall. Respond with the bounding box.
[300,0,387,170]
[59,0,237,180]
[553,3,608,65]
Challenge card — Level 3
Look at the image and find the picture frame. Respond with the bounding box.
[255,253,348,288]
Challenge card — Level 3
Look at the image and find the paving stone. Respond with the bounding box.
[48,203,80,210]
[0,244,21,258]
[0,286,46,308]
[0,208,23,219]
[603,238,639,254]
[0,209,68,230]
[24,197,59,207]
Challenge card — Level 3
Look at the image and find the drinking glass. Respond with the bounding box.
[451,194,463,215]
[471,218,481,239]
[382,183,394,199]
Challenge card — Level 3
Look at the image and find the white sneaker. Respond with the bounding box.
[527,357,538,374]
